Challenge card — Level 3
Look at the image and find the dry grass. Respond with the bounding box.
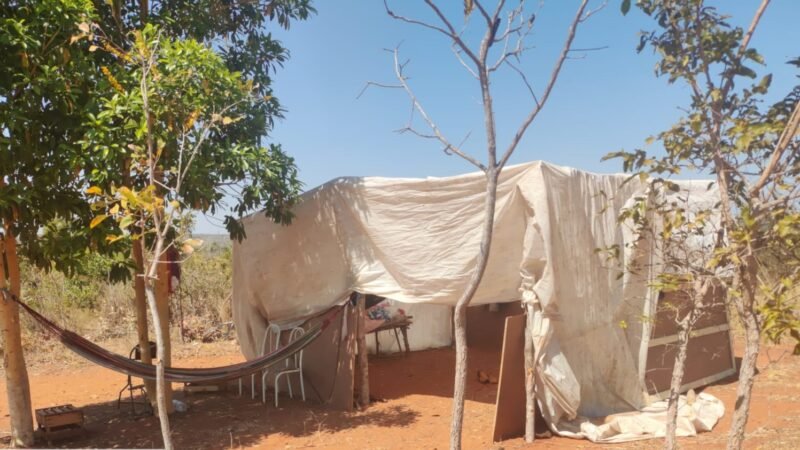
[7,243,234,369]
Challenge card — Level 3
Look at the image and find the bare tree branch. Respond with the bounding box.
[384,0,482,66]
[749,97,800,197]
[719,0,771,100]
[505,60,540,106]
[383,0,451,39]
[580,0,607,22]
[498,0,591,169]
[569,46,609,52]
[389,47,487,171]
[472,0,495,26]
[356,81,402,99]
[452,44,479,79]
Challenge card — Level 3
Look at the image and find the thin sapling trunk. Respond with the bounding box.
[664,316,692,450]
[727,259,761,450]
[450,170,498,448]
[142,238,173,450]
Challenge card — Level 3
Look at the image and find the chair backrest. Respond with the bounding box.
[287,327,306,368]
[259,323,282,356]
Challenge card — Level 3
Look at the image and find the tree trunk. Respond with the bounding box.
[155,258,174,413]
[141,239,173,450]
[665,318,692,450]
[132,239,157,406]
[0,227,34,447]
[524,304,536,443]
[450,170,498,450]
[356,294,370,408]
[727,260,761,450]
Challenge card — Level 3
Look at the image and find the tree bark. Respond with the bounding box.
[356,294,370,408]
[0,227,35,447]
[155,257,174,413]
[664,318,692,450]
[132,238,157,406]
[727,260,761,450]
[450,170,498,450]
[142,239,173,450]
[524,304,536,443]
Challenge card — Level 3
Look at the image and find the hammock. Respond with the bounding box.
[1,288,342,383]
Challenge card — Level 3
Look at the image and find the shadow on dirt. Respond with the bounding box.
[14,373,427,449]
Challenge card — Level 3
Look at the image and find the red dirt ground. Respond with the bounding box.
[1,339,799,449]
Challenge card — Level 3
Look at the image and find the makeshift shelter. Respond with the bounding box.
[232,161,734,443]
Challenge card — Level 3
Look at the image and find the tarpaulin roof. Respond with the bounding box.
[232,161,724,442]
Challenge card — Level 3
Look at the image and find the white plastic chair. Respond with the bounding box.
[272,327,306,407]
[238,323,281,398]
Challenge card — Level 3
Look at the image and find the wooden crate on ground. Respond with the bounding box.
[35,404,85,445]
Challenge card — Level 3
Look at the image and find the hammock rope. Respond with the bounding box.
[0,288,342,383]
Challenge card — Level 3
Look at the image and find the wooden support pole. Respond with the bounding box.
[155,259,174,413]
[356,294,370,408]
[0,227,35,447]
[524,303,536,443]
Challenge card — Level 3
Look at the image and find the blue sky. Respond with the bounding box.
[195,0,799,233]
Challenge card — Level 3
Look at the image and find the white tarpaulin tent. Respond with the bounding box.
[232,161,725,442]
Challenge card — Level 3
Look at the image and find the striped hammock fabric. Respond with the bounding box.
[1,288,340,383]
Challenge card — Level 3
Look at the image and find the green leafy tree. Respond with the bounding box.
[87,0,313,237]
[613,1,799,448]
[79,0,307,405]
[84,24,300,448]
[67,0,313,414]
[2,0,311,445]
[0,1,113,446]
[82,3,314,401]
[600,178,727,449]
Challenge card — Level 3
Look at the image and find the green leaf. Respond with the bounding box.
[119,215,134,229]
[621,0,631,16]
[753,73,772,94]
[735,65,757,79]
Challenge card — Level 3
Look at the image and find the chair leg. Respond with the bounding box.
[251,374,256,399]
[274,373,282,408]
[129,384,136,413]
[299,372,306,402]
[261,370,270,405]
[287,375,294,399]
[117,384,127,409]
